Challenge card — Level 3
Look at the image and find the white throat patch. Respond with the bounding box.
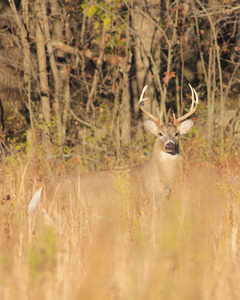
[160,151,179,160]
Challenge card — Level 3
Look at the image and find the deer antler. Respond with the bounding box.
[173,83,199,125]
[139,84,198,126]
[138,85,163,126]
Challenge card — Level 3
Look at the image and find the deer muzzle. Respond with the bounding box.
[165,142,175,152]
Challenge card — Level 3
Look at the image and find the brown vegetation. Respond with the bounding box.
[0,0,240,299]
[1,138,240,299]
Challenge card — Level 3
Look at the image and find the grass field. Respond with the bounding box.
[0,136,240,300]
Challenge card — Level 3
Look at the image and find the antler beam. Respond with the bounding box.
[138,85,163,126]
[173,84,199,125]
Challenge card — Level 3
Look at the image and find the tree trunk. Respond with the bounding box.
[41,0,64,151]
[120,17,132,146]
[8,0,34,132]
[120,55,132,145]
[86,27,106,114]
[131,0,162,121]
[35,0,52,151]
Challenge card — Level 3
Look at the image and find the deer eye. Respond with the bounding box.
[159,132,163,137]
[175,132,180,137]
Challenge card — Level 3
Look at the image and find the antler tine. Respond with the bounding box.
[174,83,198,125]
[159,111,163,125]
[189,83,196,111]
[138,85,162,125]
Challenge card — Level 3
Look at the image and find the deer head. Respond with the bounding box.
[138,84,198,155]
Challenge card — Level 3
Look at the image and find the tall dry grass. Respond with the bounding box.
[0,143,240,300]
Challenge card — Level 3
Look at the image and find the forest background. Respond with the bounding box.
[0,0,240,167]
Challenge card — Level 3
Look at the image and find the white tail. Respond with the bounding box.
[28,84,198,215]
[28,187,43,214]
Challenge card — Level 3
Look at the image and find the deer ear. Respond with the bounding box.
[177,119,194,135]
[144,120,159,136]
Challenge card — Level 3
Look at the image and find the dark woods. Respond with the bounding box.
[0,0,239,157]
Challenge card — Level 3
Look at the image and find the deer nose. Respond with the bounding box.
[165,142,175,151]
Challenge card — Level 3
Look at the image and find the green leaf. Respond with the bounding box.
[94,21,100,29]
[103,16,111,25]
[87,5,98,18]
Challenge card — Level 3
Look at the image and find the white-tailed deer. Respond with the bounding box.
[28,84,198,217]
